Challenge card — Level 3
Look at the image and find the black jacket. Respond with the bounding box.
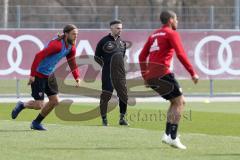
[94,34,126,80]
[94,33,126,66]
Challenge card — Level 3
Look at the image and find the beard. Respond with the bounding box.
[171,25,177,30]
[117,32,121,36]
[172,24,177,30]
[67,38,76,45]
[113,32,121,37]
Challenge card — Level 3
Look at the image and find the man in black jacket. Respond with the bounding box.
[94,20,128,126]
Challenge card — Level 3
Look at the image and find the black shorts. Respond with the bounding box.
[31,75,58,100]
[146,73,182,100]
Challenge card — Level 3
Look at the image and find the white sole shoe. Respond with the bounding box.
[170,137,187,150]
[161,133,171,144]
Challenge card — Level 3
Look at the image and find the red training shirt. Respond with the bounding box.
[139,25,197,80]
[30,39,79,80]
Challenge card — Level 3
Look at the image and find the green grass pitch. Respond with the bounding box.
[1,79,240,94]
[0,102,240,160]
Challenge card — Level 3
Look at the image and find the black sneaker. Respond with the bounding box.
[30,121,47,131]
[119,119,129,126]
[11,101,24,119]
[102,118,108,126]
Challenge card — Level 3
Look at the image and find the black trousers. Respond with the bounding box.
[99,67,128,117]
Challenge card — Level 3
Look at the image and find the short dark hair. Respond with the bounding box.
[63,24,78,33]
[110,19,122,26]
[160,10,176,24]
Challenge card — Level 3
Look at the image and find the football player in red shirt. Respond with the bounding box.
[11,24,80,130]
[139,10,199,149]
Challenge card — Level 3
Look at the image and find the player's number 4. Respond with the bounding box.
[150,39,160,52]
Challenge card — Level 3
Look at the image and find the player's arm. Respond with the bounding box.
[169,32,198,83]
[138,36,151,79]
[29,40,61,84]
[94,40,104,67]
[66,47,81,87]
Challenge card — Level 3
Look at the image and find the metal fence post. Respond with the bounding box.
[52,21,56,28]
[210,6,214,29]
[114,5,119,20]
[3,0,9,28]
[209,6,214,96]
[17,5,21,28]
[209,79,214,97]
[100,22,104,28]
[234,0,240,29]
[16,79,20,98]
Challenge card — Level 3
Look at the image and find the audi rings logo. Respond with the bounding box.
[195,35,240,75]
[0,35,44,75]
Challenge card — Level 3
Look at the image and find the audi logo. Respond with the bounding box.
[0,35,44,75]
[1,34,240,76]
[195,35,240,75]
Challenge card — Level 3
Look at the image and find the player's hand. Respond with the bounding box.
[75,78,81,87]
[192,74,199,84]
[27,76,35,85]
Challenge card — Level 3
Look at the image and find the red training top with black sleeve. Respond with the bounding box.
[139,25,197,80]
[30,39,79,80]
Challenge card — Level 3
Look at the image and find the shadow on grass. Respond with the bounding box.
[37,146,167,151]
[204,153,240,157]
[0,129,33,132]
